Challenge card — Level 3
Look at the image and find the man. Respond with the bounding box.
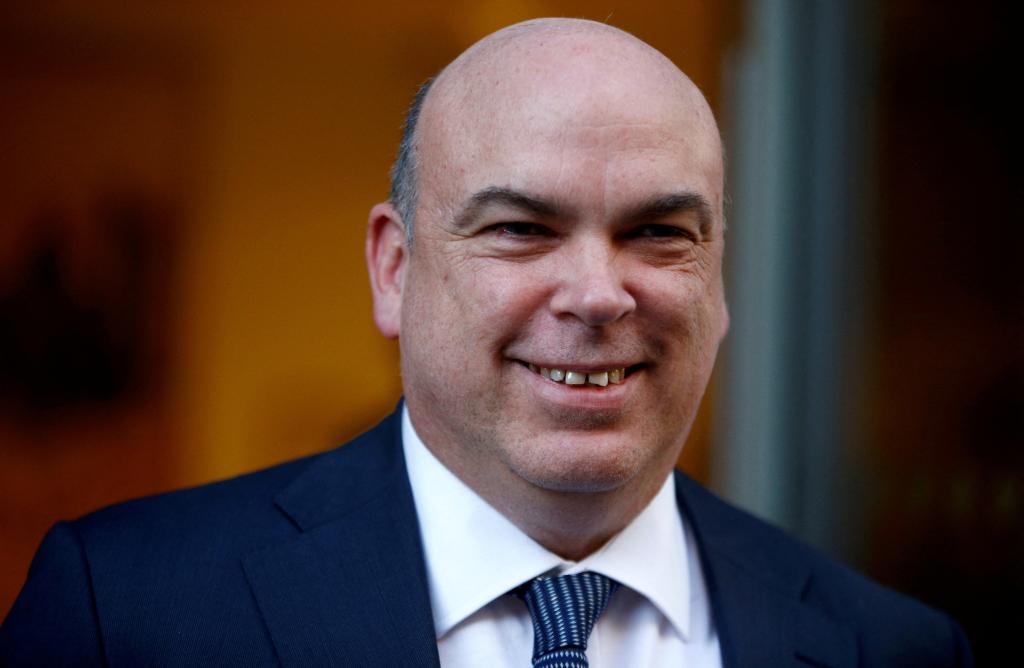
[1,18,970,667]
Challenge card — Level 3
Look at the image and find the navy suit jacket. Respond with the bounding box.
[1,409,971,667]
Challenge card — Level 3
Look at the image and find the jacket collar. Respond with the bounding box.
[675,472,857,668]
[241,406,857,668]
[242,408,440,667]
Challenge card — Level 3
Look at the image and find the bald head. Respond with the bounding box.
[432,19,713,122]
[389,18,723,241]
[368,18,730,553]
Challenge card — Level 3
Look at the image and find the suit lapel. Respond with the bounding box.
[243,410,440,667]
[238,413,859,667]
[675,473,857,668]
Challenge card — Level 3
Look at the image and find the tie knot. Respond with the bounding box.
[519,571,619,667]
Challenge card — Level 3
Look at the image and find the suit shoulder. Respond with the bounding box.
[1,452,324,665]
[75,449,318,544]
[3,411,404,664]
[74,410,400,547]
[675,473,972,666]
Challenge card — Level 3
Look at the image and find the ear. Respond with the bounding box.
[365,202,408,339]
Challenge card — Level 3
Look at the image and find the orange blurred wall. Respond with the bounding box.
[0,1,736,617]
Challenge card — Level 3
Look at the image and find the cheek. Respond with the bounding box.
[638,272,726,357]
[636,267,710,316]
[446,260,552,330]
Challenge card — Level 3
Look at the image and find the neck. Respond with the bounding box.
[496,484,661,561]
[445,448,671,562]
[404,401,682,562]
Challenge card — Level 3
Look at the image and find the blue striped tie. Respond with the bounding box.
[519,571,619,668]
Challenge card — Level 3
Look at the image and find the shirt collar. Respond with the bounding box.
[402,406,694,642]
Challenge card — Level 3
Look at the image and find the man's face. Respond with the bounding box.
[383,52,727,499]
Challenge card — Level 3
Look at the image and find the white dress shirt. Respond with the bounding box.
[402,408,722,667]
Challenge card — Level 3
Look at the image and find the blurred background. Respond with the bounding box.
[0,0,1018,662]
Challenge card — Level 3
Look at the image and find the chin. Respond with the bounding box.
[521,472,634,495]
[504,434,650,495]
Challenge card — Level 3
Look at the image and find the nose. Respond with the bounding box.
[549,240,637,326]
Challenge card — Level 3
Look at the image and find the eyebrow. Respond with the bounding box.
[451,186,715,234]
[623,192,715,236]
[451,186,561,232]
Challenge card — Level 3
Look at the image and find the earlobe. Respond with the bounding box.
[365,202,407,339]
[719,300,731,340]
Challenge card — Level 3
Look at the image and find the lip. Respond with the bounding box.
[519,360,640,374]
[514,360,642,411]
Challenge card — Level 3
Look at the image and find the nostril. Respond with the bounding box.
[575,289,637,327]
[551,278,636,327]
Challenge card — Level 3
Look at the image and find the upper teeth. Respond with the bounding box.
[528,364,626,386]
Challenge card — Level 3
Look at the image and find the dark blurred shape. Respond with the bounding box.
[0,214,116,409]
[0,9,194,619]
[0,191,170,418]
[968,371,1024,467]
[870,1,1022,662]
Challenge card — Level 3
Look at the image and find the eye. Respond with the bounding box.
[488,222,553,238]
[627,224,694,240]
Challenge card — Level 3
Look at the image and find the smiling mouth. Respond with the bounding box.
[521,362,639,387]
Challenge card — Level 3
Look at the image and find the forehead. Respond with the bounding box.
[418,42,722,215]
